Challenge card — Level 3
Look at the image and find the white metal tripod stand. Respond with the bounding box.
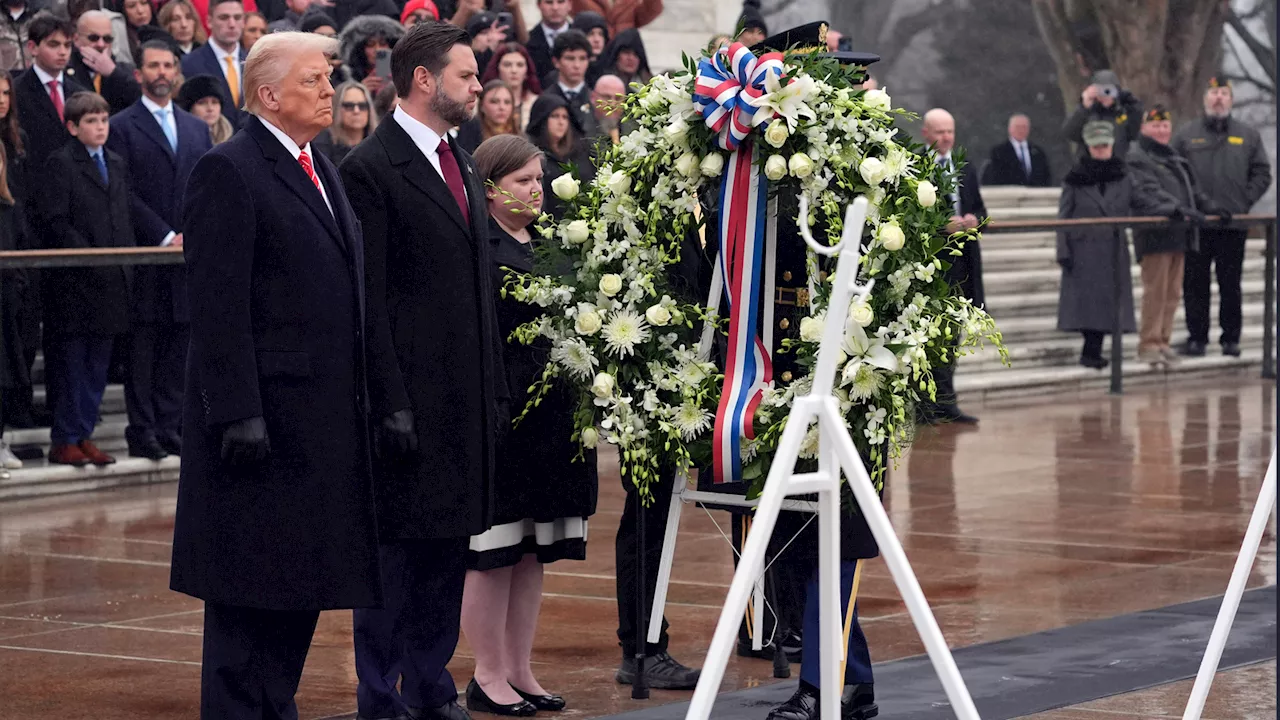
[684,197,981,720]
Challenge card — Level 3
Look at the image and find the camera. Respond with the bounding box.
[1098,85,1119,99]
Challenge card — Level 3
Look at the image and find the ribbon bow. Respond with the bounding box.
[693,43,785,151]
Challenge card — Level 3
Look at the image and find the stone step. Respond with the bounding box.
[980,187,1062,210]
[984,264,1269,298]
[980,238,1268,271]
[0,455,179,501]
[990,301,1270,345]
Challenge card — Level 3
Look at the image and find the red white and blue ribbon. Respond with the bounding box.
[711,143,773,485]
[693,43,785,151]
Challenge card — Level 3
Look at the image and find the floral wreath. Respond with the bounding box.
[506,42,1007,505]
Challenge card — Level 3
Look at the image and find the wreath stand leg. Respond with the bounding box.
[684,198,981,720]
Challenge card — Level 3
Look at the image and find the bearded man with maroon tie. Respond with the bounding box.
[340,21,509,720]
[170,31,382,719]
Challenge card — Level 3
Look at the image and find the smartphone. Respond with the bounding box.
[495,11,513,26]
[375,49,392,81]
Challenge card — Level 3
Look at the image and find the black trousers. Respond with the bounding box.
[1184,228,1247,345]
[201,602,320,720]
[1081,330,1105,358]
[354,538,467,718]
[125,322,189,445]
[615,472,675,657]
[1,269,40,427]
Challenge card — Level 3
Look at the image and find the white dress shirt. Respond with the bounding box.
[1011,139,1031,176]
[32,64,66,109]
[210,41,243,96]
[392,105,469,202]
[542,22,568,49]
[141,95,180,245]
[257,115,334,217]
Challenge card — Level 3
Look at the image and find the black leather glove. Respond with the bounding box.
[221,416,270,468]
[378,409,418,459]
[1216,208,1234,226]
[1176,206,1207,225]
[1057,257,1073,272]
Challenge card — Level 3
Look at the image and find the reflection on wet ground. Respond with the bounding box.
[0,379,1273,718]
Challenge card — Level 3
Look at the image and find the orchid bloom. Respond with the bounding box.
[746,71,817,130]
[841,320,898,383]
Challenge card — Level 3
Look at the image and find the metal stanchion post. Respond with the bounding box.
[1109,228,1127,394]
[1263,221,1276,380]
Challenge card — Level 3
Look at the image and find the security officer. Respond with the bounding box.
[1172,76,1273,357]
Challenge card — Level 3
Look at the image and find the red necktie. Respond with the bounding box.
[298,149,321,191]
[436,139,470,228]
[47,79,63,122]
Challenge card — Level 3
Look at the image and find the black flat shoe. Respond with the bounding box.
[465,679,536,717]
[1079,354,1108,370]
[511,686,564,712]
[1222,342,1242,357]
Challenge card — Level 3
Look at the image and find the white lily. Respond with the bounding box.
[745,72,817,130]
[840,321,898,384]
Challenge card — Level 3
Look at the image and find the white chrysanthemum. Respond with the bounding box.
[673,401,712,441]
[848,364,884,401]
[550,338,598,380]
[601,309,651,357]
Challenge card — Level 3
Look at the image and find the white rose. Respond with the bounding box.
[764,154,788,181]
[551,174,580,201]
[788,152,815,178]
[700,153,725,177]
[575,309,602,335]
[799,315,825,342]
[764,119,789,148]
[564,219,591,244]
[859,157,886,185]
[645,305,671,326]
[675,152,700,178]
[663,118,688,145]
[580,426,599,448]
[863,88,891,112]
[916,180,937,208]
[607,170,632,196]
[848,302,874,327]
[599,273,624,296]
[879,222,905,251]
[591,372,615,399]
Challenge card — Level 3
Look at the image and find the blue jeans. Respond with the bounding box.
[45,334,113,445]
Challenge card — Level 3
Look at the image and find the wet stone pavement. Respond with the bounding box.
[0,378,1274,718]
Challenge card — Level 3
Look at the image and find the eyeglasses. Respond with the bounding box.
[342,102,370,112]
[84,33,115,44]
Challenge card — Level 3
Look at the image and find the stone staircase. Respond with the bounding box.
[960,186,1274,404]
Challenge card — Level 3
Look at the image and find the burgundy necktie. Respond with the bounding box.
[436,139,470,228]
[47,79,63,122]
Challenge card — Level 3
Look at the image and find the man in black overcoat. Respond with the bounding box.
[917,107,985,425]
[169,32,381,720]
[16,15,90,177]
[339,22,507,720]
[981,113,1051,187]
[107,40,212,460]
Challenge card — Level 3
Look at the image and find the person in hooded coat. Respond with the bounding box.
[599,28,651,90]
[1055,120,1137,369]
[337,14,405,99]
[526,93,594,220]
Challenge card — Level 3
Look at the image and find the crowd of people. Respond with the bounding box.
[0,0,1273,718]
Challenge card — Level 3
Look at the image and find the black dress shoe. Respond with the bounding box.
[1181,340,1207,357]
[767,683,819,720]
[157,433,182,456]
[128,437,169,461]
[1079,354,1108,370]
[615,651,701,690]
[1222,342,1242,357]
[511,685,565,712]
[465,679,536,716]
[415,700,472,720]
[841,683,878,719]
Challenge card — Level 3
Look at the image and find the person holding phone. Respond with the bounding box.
[336,14,404,96]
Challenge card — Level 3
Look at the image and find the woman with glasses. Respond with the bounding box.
[157,0,205,57]
[456,80,518,154]
[312,81,378,165]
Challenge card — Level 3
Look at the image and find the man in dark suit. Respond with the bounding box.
[525,0,572,87]
[108,40,212,460]
[69,10,140,115]
[39,92,134,467]
[919,107,985,425]
[16,14,90,173]
[540,30,598,140]
[169,32,382,720]
[340,21,506,720]
[981,113,1051,187]
[180,0,247,128]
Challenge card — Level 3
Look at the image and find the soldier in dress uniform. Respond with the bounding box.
[700,24,882,720]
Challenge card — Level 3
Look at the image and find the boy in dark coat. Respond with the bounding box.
[40,91,134,466]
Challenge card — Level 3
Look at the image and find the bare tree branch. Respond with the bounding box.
[1224,6,1277,85]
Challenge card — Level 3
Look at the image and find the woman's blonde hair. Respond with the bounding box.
[158,0,207,47]
[331,80,379,140]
